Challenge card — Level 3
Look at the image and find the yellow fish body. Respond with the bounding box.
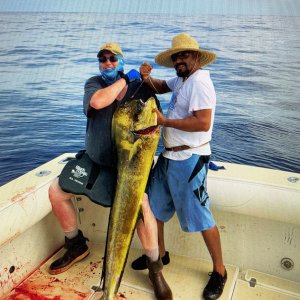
[100,97,160,300]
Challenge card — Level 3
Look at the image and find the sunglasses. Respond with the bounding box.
[171,51,191,62]
[98,55,118,63]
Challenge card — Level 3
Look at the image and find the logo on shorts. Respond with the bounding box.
[71,165,88,178]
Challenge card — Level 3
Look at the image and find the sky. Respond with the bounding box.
[0,0,299,16]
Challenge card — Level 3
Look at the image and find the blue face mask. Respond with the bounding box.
[100,54,124,85]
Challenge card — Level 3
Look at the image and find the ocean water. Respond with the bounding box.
[0,12,299,186]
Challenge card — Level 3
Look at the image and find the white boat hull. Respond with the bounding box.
[1,153,299,299]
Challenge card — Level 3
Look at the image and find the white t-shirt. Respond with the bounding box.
[162,69,216,160]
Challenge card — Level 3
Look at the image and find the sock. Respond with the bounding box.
[145,248,159,262]
[65,229,79,239]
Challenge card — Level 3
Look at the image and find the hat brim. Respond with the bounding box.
[155,48,217,68]
[97,49,119,57]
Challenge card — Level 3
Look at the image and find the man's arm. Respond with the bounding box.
[154,108,212,132]
[140,62,171,94]
[89,78,127,110]
[89,70,142,109]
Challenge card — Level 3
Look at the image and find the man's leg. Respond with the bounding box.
[202,226,225,276]
[49,178,78,236]
[202,225,227,300]
[136,194,173,300]
[48,178,89,274]
[132,156,172,271]
[136,194,159,261]
[157,219,167,258]
[157,219,170,264]
[132,217,170,270]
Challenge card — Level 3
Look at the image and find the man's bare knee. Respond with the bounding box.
[48,178,73,204]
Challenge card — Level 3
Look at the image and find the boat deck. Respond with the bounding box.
[1,154,299,299]
[4,242,299,300]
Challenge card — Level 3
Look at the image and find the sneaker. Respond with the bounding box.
[49,230,89,275]
[203,269,227,300]
[131,251,170,270]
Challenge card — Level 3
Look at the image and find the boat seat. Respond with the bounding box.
[207,162,300,225]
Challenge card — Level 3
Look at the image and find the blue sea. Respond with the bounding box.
[0,12,299,186]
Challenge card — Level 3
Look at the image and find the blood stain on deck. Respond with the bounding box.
[4,270,91,300]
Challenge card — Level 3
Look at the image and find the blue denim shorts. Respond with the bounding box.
[147,154,215,232]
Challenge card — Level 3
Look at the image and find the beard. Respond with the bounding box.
[175,63,190,77]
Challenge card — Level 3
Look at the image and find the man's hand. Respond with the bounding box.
[139,62,153,80]
[153,108,166,126]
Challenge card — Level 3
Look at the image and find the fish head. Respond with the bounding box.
[112,97,160,161]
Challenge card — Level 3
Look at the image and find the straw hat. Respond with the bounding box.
[155,33,216,68]
[97,42,124,57]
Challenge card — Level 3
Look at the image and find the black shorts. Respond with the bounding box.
[58,151,117,207]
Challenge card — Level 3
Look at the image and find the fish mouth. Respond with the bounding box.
[132,125,159,135]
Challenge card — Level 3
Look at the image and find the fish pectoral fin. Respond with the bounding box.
[128,139,142,161]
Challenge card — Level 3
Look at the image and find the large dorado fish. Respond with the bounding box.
[100,97,160,300]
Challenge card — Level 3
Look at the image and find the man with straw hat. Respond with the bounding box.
[131,33,227,300]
